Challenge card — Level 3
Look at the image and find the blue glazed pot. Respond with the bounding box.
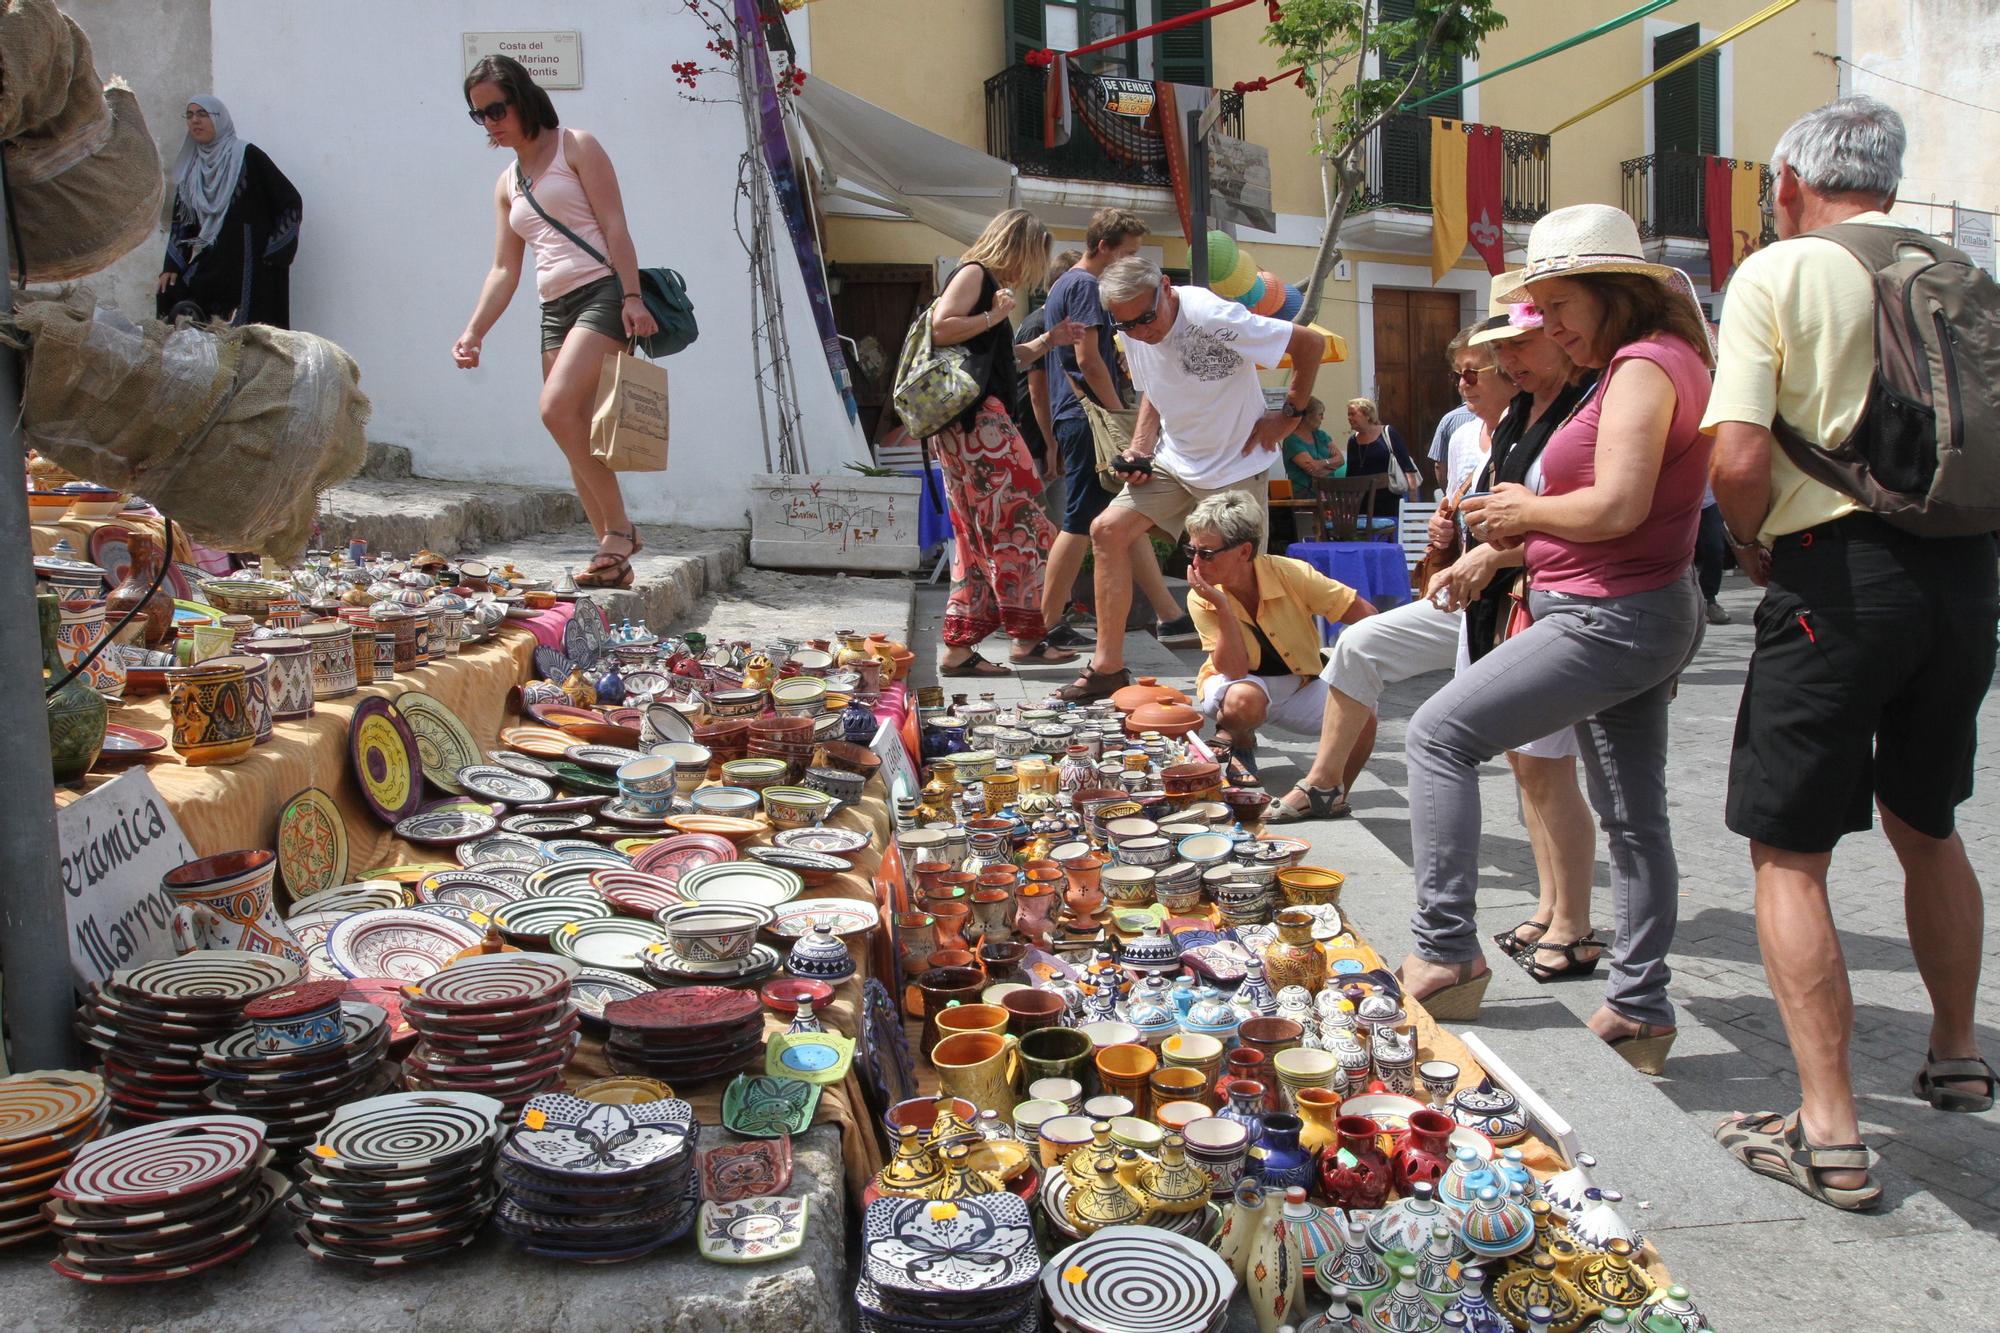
[1250,1112,1315,1192]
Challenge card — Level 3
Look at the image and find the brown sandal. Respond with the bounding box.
[1057,665,1129,702]
[1714,1110,1883,1212]
[574,551,634,589]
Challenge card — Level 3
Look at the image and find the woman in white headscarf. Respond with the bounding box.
[157,95,301,326]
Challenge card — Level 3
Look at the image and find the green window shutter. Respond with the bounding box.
[1653,24,1719,154]
[1380,0,1462,117]
[1157,0,1211,86]
[1006,0,1046,67]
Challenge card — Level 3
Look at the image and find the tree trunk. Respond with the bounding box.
[1298,162,1362,327]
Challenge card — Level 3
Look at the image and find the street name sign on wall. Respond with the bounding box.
[463,31,583,90]
[56,771,195,990]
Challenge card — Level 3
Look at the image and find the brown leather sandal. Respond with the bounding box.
[574,550,634,589]
[1056,665,1129,702]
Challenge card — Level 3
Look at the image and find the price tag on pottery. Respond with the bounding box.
[56,770,196,988]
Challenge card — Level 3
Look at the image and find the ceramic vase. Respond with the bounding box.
[1246,1184,1308,1333]
[56,600,125,700]
[1320,1115,1392,1210]
[1218,1080,1266,1145]
[1294,1087,1342,1156]
[42,592,106,782]
[1450,1265,1510,1333]
[1392,1107,1458,1193]
[1249,1113,1315,1192]
[163,849,308,965]
[1262,907,1326,993]
[106,531,173,648]
[247,637,313,722]
[1216,1178,1266,1283]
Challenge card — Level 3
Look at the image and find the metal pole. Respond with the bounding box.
[1188,108,1209,288]
[0,177,79,1072]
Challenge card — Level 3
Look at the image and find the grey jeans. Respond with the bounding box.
[1405,573,1703,1027]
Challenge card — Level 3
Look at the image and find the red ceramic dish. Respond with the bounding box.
[759,977,834,1015]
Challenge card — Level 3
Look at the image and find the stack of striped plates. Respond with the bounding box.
[0,1072,108,1250]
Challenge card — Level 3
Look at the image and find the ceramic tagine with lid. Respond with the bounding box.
[787,925,855,983]
[1452,1077,1529,1145]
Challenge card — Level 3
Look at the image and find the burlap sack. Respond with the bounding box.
[8,297,371,561]
[0,0,78,142]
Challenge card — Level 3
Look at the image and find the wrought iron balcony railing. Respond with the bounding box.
[1621,151,1778,246]
[1354,113,1552,223]
[985,64,1244,190]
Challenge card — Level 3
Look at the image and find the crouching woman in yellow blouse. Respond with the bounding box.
[1183,491,1376,779]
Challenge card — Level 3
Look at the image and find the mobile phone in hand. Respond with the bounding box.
[1116,455,1154,476]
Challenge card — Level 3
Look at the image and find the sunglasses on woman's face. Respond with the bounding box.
[1184,538,1245,562]
[468,100,510,125]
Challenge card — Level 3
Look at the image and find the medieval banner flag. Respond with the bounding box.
[1430,118,1469,282]
[1159,81,1194,245]
[1705,156,1766,288]
[1464,123,1506,275]
[1043,56,1075,149]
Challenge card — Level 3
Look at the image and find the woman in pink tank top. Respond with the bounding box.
[1400,204,1716,1077]
[451,55,658,589]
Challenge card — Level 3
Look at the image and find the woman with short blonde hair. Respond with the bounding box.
[924,208,1080,675]
[1342,397,1418,517]
[1347,397,1379,424]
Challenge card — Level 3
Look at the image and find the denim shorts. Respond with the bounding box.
[540,274,625,352]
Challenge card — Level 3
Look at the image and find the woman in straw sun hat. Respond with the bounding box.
[1395,203,1714,1076]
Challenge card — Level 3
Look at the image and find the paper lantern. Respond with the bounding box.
[1205,230,1238,278]
[1251,272,1286,316]
[1239,275,1266,309]
[1211,249,1259,299]
[1276,283,1305,322]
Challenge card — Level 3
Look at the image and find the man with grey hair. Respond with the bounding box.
[1059,254,1327,701]
[1709,94,1996,1210]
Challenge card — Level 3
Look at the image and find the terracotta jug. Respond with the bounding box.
[931,1030,1021,1119]
[917,965,987,1053]
[106,531,173,648]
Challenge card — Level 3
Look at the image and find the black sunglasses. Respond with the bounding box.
[1183,537,1246,561]
[1111,285,1163,333]
[468,100,510,125]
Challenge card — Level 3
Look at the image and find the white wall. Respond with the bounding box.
[1844,0,2000,227]
[211,0,866,527]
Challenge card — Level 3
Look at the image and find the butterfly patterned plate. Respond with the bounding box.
[393,691,482,795]
[500,813,592,837]
[720,1075,819,1139]
[772,826,871,856]
[568,968,653,1026]
[277,788,348,905]
[349,699,423,825]
[412,869,522,915]
[862,1193,1039,1296]
[499,1092,695,1177]
[455,766,556,805]
[762,898,879,941]
[393,809,499,848]
[455,833,549,868]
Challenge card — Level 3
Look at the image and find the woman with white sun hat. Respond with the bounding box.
[1393,203,1715,1077]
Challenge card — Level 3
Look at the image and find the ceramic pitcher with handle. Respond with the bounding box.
[163,848,308,965]
[930,1030,1022,1119]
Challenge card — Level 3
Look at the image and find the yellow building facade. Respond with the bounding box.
[794,0,1837,453]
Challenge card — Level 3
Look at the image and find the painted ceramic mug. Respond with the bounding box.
[163,848,308,965]
[931,1030,1022,1119]
[167,660,257,766]
[1019,1026,1096,1092]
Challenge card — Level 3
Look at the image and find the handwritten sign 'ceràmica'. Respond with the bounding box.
[463,31,583,90]
[56,770,196,988]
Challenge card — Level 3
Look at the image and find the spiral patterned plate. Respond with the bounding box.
[54,1117,265,1206]
[115,952,303,1007]
[1042,1225,1236,1333]
[394,691,482,795]
[521,861,610,898]
[589,869,682,919]
[0,1073,105,1148]
[313,1092,503,1172]
[493,895,612,940]
[500,726,574,760]
[325,910,483,982]
[406,954,579,1010]
[349,698,423,824]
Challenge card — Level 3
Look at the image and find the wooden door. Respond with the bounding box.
[830,263,934,446]
[1372,287,1466,495]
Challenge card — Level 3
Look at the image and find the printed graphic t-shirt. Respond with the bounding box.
[1122,286,1295,490]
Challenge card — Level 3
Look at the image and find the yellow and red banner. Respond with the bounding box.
[1704,156,1765,288]
[1431,119,1510,281]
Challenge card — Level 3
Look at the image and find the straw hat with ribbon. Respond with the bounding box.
[1467,270,1541,348]
[1494,204,1682,304]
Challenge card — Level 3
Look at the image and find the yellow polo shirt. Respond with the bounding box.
[1187,554,1357,692]
[1702,212,1917,544]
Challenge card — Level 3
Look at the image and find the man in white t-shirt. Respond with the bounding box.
[1058,255,1326,701]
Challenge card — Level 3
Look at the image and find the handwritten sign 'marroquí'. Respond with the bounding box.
[56,771,195,988]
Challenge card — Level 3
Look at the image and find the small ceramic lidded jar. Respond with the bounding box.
[787,925,855,982]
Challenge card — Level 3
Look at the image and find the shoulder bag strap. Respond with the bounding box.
[514,155,612,271]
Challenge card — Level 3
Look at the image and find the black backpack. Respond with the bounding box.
[1772,223,2000,537]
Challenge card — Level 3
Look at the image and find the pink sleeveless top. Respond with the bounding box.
[1523,333,1714,598]
[505,131,613,302]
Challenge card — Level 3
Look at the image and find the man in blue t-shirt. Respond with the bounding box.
[1039,208,1189,650]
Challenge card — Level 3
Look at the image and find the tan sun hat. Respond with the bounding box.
[1494,204,1682,304]
[1468,270,1538,347]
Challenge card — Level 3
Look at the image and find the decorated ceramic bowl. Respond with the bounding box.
[721,756,791,792]
[762,786,837,830]
[801,766,865,808]
[1114,837,1174,868]
[689,785,763,818]
[655,901,776,963]
[1100,864,1155,906]
[704,688,768,718]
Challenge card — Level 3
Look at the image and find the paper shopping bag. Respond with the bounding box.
[589,351,669,472]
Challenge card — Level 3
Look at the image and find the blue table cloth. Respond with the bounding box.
[1286,540,1412,643]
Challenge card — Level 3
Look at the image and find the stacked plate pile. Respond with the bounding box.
[1042,1224,1238,1333]
[855,1194,1043,1333]
[198,999,395,1156]
[289,1091,505,1267]
[494,1090,699,1261]
[46,1116,287,1283]
[399,954,581,1118]
[0,1072,108,1250]
[603,987,767,1087]
[75,953,304,1122]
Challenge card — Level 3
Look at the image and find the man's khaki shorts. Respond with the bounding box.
[1106,459,1267,540]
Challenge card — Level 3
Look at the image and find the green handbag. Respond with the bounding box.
[890,299,982,439]
[514,166,697,358]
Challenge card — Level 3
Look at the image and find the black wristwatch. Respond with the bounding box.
[1281,400,1306,418]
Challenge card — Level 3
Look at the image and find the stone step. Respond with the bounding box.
[358,441,414,480]
[313,477,589,558]
[480,527,751,633]
[672,564,919,651]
